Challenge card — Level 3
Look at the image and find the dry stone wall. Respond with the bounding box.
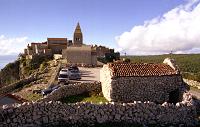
[111,76,183,103]
[0,94,197,127]
[41,82,101,101]
[47,63,61,86]
[101,66,184,103]
[0,74,37,97]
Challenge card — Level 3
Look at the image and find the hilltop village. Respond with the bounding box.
[0,23,200,126]
[23,23,120,65]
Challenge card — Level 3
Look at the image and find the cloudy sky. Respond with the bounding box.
[0,0,199,55]
[116,0,200,55]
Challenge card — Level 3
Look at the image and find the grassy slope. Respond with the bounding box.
[60,92,108,104]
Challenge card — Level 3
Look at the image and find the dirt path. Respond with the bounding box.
[190,87,200,99]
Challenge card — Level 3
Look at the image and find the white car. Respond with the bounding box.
[58,69,69,84]
[59,68,68,74]
[59,67,81,80]
[68,69,81,80]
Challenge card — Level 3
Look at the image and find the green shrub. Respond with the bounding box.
[39,61,49,72]
[26,55,52,70]
[182,72,200,82]
[123,58,131,63]
[60,92,108,104]
[0,60,20,85]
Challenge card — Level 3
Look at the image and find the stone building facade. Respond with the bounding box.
[47,38,68,54]
[61,23,97,65]
[23,22,119,65]
[73,22,83,46]
[62,46,97,65]
[100,58,185,103]
[24,42,52,59]
[93,45,114,57]
[23,23,85,60]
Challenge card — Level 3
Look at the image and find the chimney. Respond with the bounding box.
[163,58,180,72]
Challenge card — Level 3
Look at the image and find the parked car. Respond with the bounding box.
[59,66,81,80]
[67,66,81,80]
[59,68,68,73]
[68,65,79,71]
[41,85,60,96]
[68,69,81,80]
[58,73,69,84]
[58,68,69,84]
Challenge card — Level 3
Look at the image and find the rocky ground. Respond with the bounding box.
[184,78,200,99]
[13,60,58,101]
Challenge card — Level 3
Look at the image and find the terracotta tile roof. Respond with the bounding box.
[47,38,67,41]
[42,41,47,44]
[31,42,41,44]
[107,63,179,77]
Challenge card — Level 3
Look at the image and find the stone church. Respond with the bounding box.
[24,23,115,65]
[73,23,83,46]
[62,23,97,65]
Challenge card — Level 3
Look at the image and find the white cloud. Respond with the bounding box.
[116,0,200,55]
[0,35,28,55]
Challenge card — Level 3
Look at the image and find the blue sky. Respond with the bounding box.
[0,0,200,56]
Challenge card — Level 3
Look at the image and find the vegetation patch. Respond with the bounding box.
[21,54,52,76]
[0,60,20,85]
[0,54,53,88]
[60,92,108,104]
[23,93,42,101]
[13,83,43,102]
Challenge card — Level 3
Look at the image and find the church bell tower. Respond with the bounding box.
[73,22,83,46]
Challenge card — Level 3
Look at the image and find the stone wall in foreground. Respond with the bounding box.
[0,94,197,127]
[0,93,197,127]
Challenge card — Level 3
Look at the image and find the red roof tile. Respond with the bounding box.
[107,63,179,77]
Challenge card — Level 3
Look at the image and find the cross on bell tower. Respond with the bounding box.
[73,22,83,46]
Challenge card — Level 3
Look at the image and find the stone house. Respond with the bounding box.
[47,38,68,54]
[24,42,52,59]
[62,45,97,65]
[100,58,185,103]
[93,45,114,57]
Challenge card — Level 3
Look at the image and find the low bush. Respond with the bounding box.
[59,92,108,104]
[0,60,20,85]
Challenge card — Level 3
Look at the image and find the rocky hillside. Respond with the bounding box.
[0,60,20,87]
[0,54,53,87]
